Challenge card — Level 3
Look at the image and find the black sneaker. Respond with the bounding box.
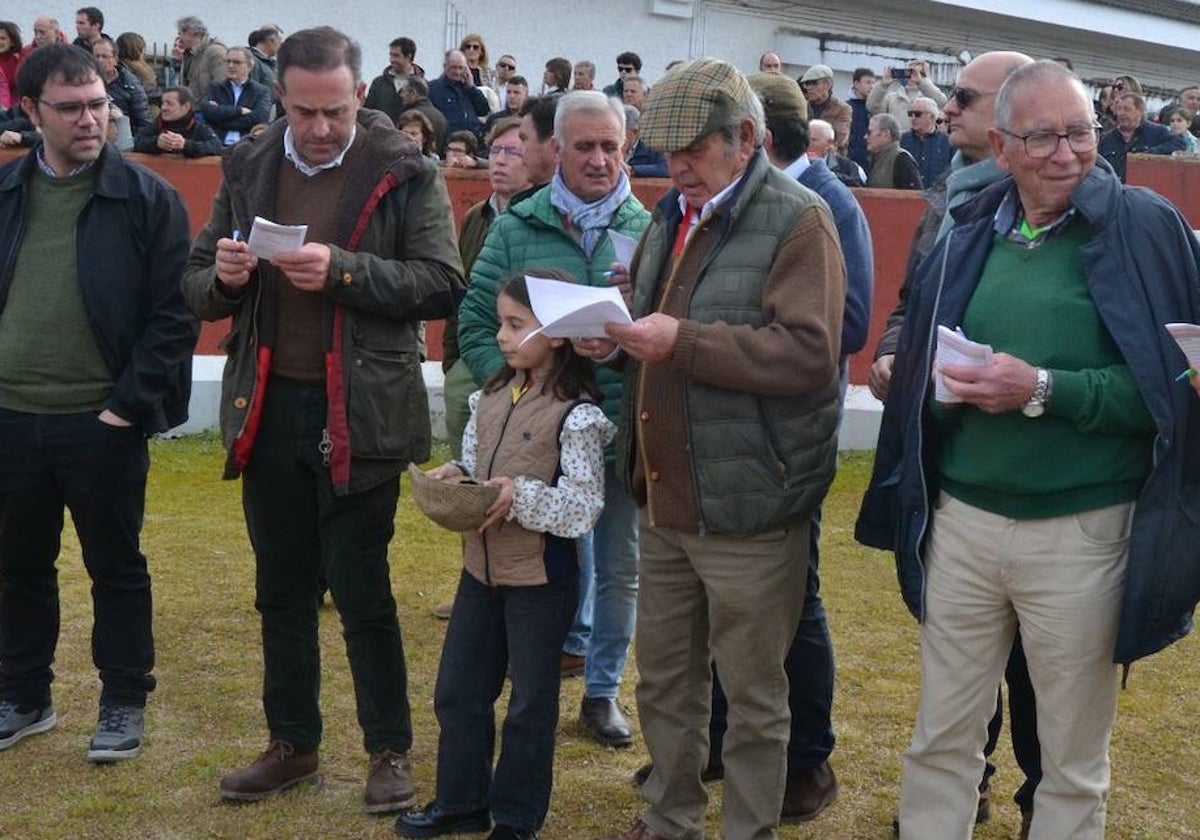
[87,704,144,762]
[0,700,57,750]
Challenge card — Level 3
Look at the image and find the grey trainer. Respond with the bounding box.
[0,701,57,750]
[87,704,144,762]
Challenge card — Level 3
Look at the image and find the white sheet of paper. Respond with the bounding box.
[246,215,308,259]
[934,325,993,403]
[523,275,633,342]
[607,230,640,268]
[1167,322,1200,370]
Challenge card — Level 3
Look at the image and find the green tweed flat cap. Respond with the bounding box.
[640,58,756,152]
[746,72,808,122]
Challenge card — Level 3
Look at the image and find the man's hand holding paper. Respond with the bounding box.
[272,243,333,292]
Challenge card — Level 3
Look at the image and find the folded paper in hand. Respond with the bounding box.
[934,325,993,403]
[522,275,633,344]
[1166,323,1200,369]
[607,230,640,268]
[246,216,308,260]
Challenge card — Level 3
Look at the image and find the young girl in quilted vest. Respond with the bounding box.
[400,271,614,840]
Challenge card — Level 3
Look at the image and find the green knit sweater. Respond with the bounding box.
[0,169,112,413]
[936,218,1154,519]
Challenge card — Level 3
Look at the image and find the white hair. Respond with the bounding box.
[553,90,626,142]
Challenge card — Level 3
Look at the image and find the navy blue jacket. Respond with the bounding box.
[627,139,668,178]
[901,129,954,191]
[105,65,150,132]
[797,158,874,357]
[0,143,197,432]
[199,78,272,143]
[427,75,489,139]
[1098,120,1184,182]
[848,97,871,172]
[855,161,1200,664]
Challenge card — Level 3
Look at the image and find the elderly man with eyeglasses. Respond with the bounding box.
[900,95,954,187]
[858,59,1200,839]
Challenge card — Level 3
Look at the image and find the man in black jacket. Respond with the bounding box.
[200,47,272,146]
[0,44,196,764]
[134,86,223,157]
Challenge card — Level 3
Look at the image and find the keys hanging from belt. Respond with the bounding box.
[319,428,333,468]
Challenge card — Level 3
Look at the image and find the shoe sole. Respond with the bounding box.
[0,710,58,751]
[363,790,418,814]
[87,743,142,763]
[780,785,838,824]
[219,771,322,802]
[396,814,491,838]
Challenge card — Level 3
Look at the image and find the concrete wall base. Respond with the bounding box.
[177,358,884,451]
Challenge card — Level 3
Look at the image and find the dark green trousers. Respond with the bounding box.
[242,378,411,754]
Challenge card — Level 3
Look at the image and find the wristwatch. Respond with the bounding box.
[1021,368,1052,418]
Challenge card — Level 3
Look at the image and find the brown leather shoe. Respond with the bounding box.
[561,653,585,678]
[364,749,417,813]
[598,819,670,840]
[780,760,838,823]
[432,600,454,620]
[219,741,320,801]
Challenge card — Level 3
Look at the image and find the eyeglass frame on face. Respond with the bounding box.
[463,43,482,51]
[489,143,524,159]
[907,109,933,118]
[36,97,110,121]
[996,124,1101,158]
[617,64,635,73]
[497,61,515,71]
[948,86,996,110]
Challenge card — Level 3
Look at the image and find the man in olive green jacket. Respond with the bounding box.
[181,27,462,816]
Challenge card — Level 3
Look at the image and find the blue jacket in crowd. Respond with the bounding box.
[1098,120,1184,182]
[901,129,954,191]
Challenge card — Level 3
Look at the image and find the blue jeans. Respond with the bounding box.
[434,568,578,832]
[564,532,593,657]
[0,408,154,708]
[564,464,639,698]
[710,504,834,769]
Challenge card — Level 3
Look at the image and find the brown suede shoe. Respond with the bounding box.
[364,749,417,813]
[599,820,670,840]
[219,741,320,802]
[780,761,838,823]
[561,653,585,678]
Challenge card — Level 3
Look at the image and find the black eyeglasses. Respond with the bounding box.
[936,118,947,125]
[497,61,515,70]
[617,65,635,73]
[997,125,1101,158]
[907,110,932,118]
[463,43,482,51]
[948,86,996,109]
[36,97,109,120]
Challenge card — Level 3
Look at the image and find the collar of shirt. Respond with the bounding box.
[283,124,357,177]
[36,145,95,179]
[993,183,1076,248]
[781,154,811,181]
[675,170,746,233]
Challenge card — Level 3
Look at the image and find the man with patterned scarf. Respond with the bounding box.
[457,89,651,750]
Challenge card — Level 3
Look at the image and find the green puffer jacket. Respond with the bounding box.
[182,109,464,495]
[456,184,650,427]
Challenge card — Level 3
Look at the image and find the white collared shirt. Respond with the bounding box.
[283,125,358,177]
[781,154,811,181]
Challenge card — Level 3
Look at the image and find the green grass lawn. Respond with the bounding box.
[0,437,1196,839]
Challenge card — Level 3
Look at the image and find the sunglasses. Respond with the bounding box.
[497,61,515,70]
[463,43,482,51]
[907,110,933,118]
[948,86,995,109]
[936,118,947,125]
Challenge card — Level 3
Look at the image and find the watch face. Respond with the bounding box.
[1022,403,1045,418]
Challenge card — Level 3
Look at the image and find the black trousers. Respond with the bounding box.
[0,408,154,708]
[242,379,412,754]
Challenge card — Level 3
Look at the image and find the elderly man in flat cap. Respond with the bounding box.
[585,57,846,840]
